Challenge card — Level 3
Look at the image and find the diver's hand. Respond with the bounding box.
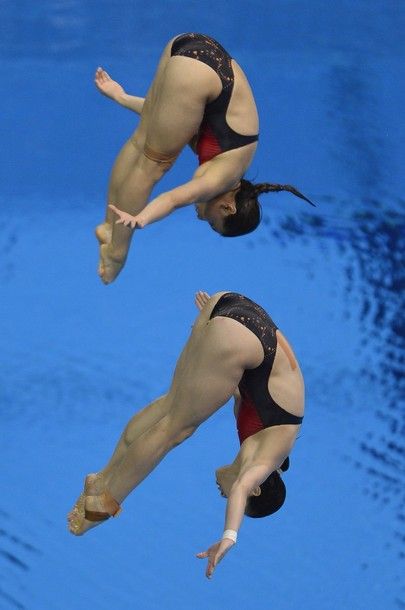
[109,205,144,229]
[194,291,211,311]
[95,67,125,102]
[196,538,235,579]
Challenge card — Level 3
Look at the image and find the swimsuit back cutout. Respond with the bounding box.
[209,293,303,443]
[171,33,258,164]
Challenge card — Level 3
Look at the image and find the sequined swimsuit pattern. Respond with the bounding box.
[210,293,303,443]
[171,33,259,164]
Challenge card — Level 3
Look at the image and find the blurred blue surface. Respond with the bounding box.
[0,2,404,609]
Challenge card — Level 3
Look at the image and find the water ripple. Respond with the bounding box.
[262,198,405,563]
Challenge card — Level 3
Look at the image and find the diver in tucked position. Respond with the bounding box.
[95,32,313,283]
[68,291,304,578]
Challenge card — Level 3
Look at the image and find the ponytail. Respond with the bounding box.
[220,179,315,237]
[253,182,315,206]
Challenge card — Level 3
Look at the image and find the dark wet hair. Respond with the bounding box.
[221,179,315,237]
[244,457,290,519]
[245,471,286,518]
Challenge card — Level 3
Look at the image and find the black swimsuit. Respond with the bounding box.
[171,33,259,165]
[209,293,303,443]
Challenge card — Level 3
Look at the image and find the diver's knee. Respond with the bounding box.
[142,143,177,174]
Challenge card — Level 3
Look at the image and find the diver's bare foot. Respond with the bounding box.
[95,222,124,284]
[195,291,211,311]
[96,222,113,280]
[98,244,126,284]
[95,222,112,246]
[68,473,121,536]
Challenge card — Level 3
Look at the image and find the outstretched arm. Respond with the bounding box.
[197,424,299,577]
[94,68,198,153]
[95,67,145,114]
[196,462,272,578]
[109,175,221,229]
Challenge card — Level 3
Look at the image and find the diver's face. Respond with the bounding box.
[215,466,235,498]
[195,199,226,233]
[195,190,238,234]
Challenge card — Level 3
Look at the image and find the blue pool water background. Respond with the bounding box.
[0,2,404,609]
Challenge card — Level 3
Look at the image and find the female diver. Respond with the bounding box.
[68,291,304,578]
[95,33,313,283]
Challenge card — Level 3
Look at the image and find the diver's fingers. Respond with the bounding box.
[196,550,209,559]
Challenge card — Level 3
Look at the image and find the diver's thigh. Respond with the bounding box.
[142,57,216,157]
[131,37,177,148]
[167,317,260,429]
[143,36,177,99]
